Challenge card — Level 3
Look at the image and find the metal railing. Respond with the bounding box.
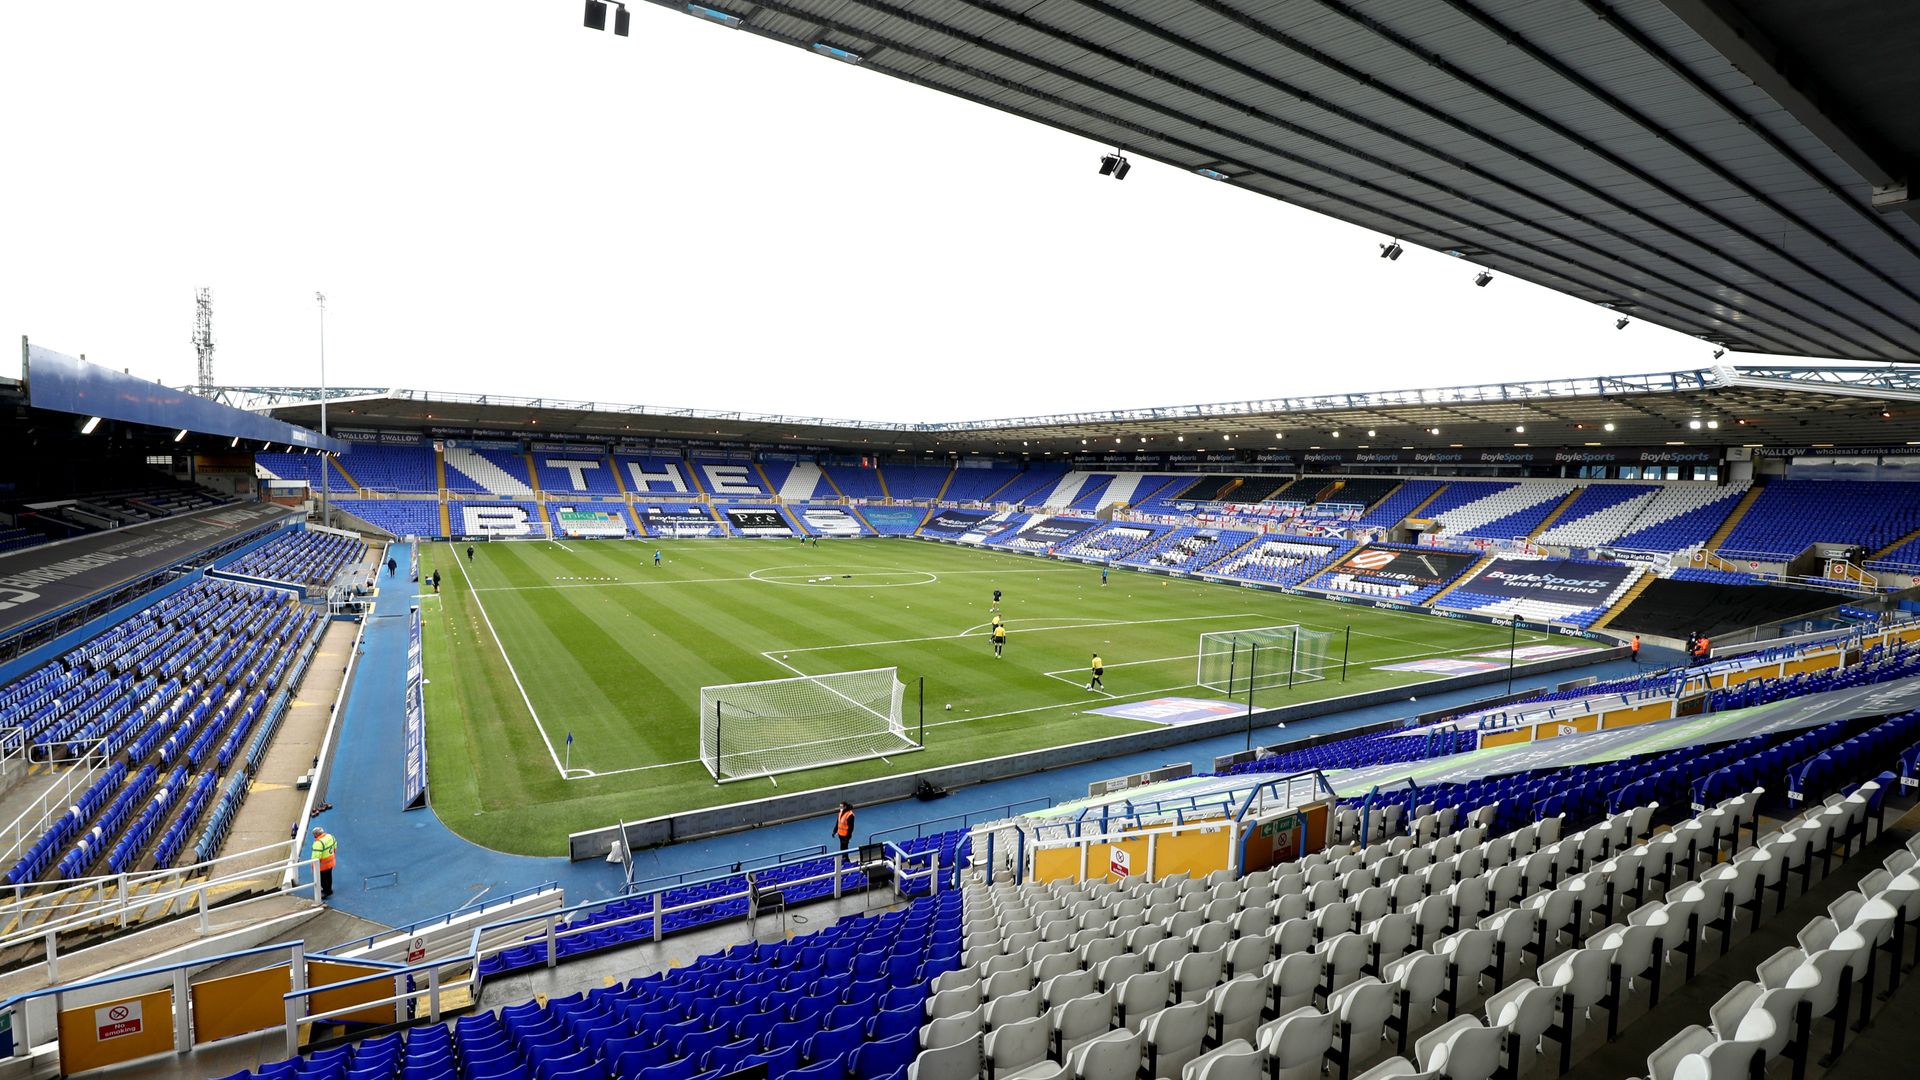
[0,840,313,971]
[0,753,105,867]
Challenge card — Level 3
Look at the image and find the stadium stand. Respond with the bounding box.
[615,454,702,497]
[1209,537,1355,589]
[1433,480,1580,541]
[224,529,367,587]
[1305,477,1400,511]
[256,451,350,493]
[993,464,1071,507]
[1352,480,1442,530]
[823,463,885,501]
[534,453,623,496]
[1438,557,1645,629]
[939,465,1025,503]
[445,447,537,499]
[333,498,442,538]
[1059,522,1173,562]
[1608,482,1751,552]
[1668,566,1772,587]
[879,464,955,502]
[1533,483,1661,547]
[350,445,440,493]
[453,501,549,538]
[692,458,771,501]
[1607,577,1858,640]
[1119,527,1256,571]
[1309,542,1484,605]
[1716,479,1920,561]
[2,578,324,884]
[0,525,48,554]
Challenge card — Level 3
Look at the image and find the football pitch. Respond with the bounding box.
[417,538,1601,855]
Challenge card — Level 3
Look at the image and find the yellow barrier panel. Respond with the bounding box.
[1479,728,1532,749]
[1033,846,1082,883]
[192,965,292,1044]
[1102,836,1153,883]
[58,989,175,1075]
[1150,828,1231,881]
[308,960,399,1027]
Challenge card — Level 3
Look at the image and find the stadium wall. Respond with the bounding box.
[568,644,1622,858]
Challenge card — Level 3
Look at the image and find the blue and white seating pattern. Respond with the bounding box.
[228,530,367,587]
[1718,480,1920,561]
[221,893,959,1080]
[1210,539,1354,589]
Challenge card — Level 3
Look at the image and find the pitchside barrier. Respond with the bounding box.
[570,642,1626,858]
[1004,771,1337,885]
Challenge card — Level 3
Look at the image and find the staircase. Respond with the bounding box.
[1426,555,1494,607]
[1591,571,1657,631]
[1871,526,1920,561]
[524,453,543,495]
[1216,477,1245,500]
[872,466,889,501]
[329,457,363,496]
[1704,482,1767,551]
[1528,486,1588,539]
[931,467,956,503]
[1312,480,1343,502]
[1402,483,1448,522]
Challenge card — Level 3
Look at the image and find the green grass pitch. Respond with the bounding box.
[416,537,1598,855]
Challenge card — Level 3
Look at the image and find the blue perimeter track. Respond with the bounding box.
[312,543,1658,927]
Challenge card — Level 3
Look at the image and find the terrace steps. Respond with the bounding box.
[927,467,955,504]
[1704,482,1766,550]
[524,453,543,495]
[1527,485,1588,539]
[328,457,363,496]
[1425,554,1494,606]
[1215,477,1244,500]
[1257,477,1299,501]
[1591,570,1657,630]
[1400,482,1447,523]
[1198,531,1266,573]
[871,467,888,501]
[1871,525,1920,560]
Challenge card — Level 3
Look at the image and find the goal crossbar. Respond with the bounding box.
[1196,624,1335,696]
[700,666,919,782]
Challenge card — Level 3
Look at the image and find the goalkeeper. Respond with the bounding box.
[1087,652,1104,691]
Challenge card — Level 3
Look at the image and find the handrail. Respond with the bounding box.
[327,880,562,956]
[865,796,1054,848]
[624,842,839,896]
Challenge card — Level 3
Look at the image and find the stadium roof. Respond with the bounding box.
[635,0,1920,362]
[239,363,1920,455]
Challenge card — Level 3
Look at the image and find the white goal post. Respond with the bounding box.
[700,667,920,782]
[1197,624,1336,696]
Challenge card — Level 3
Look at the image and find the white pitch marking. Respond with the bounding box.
[451,543,573,779]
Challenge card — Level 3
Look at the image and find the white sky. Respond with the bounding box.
[0,1,1845,424]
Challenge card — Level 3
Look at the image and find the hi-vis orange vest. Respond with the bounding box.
[1696,637,1711,657]
[835,808,854,838]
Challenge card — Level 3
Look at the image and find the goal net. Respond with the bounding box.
[1197,625,1336,696]
[700,667,918,782]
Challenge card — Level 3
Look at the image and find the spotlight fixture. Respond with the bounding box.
[1097,151,1130,179]
[80,416,101,435]
[584,0,631,34]
[174,429,188,443]
[1473,270,1492,287]
[1330,431,1340,438]
[1366,429,1377,437]
[1689,420,1702,430]
[1707,420,1720,429]
[1513,424,1525,434]
[1378,240,1403,261]
[1712,348,1725,359]
[1428,427,1441,436]
[231,436,240,447]
[1603,422,1616,432]
[1615,317,1630,330]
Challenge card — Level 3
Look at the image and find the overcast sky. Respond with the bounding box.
[1,2,1848,424]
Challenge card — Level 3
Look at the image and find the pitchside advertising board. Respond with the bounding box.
[555,508,628,537]
[1468,559,1635,604]
[403,607,428,809]
[725,508,794,537]
[1334,547,1480,586]
[645,506,721,536]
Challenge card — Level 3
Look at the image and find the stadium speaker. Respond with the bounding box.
[1713,348,1726,359]
[1473,270,1492,287]
[584,0,607,30]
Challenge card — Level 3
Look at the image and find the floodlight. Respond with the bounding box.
[1379,241,1403,260]
[585,0,607,29]
[81,416,101,435]
[1615,317,1630,330]
[1473,271,1492,287]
